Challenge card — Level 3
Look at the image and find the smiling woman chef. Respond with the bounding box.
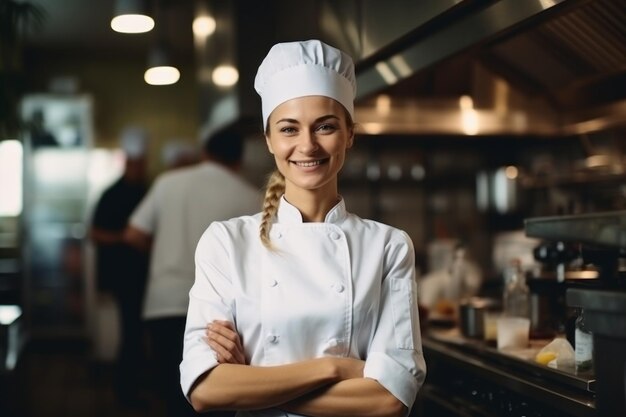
[180,39,426,417]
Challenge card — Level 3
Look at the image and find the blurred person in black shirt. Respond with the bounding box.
[90,126,150,407]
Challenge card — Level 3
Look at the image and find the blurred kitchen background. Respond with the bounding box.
[1,0,625,416]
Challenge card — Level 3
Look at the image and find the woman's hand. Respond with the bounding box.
[205,320,246,364]
[330,357,365,381]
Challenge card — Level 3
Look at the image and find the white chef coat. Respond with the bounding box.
[180,197,426,416]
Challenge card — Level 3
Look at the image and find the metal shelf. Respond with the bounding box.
[524,211,626,248]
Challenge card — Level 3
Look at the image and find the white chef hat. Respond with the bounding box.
[120,126,148,159]
[254,39,356,130]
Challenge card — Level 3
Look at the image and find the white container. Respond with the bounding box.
[497,316,530,350]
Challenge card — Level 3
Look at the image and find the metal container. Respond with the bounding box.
[459,297,499,339]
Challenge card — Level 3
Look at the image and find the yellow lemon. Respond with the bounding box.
[535,351,557,365]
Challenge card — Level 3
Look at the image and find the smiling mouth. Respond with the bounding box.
[291,159,328,167]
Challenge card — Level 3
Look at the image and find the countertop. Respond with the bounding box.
[421,326,596,417]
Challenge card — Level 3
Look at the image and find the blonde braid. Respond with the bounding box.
[259,170,285,248]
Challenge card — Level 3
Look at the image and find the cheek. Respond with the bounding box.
[329,140,349,159]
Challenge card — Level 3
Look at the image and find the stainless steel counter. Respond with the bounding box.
[416,329,596,417]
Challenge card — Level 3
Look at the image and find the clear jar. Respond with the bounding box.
[503,259,529,319]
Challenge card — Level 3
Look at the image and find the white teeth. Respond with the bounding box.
[295,160,322,167]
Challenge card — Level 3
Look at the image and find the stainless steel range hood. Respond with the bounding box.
[197,0,626,138]
[347,0,626,136]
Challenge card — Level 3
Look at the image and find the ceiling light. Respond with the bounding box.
[145,66,180,85]
[111,0,154,33]
[145,43,180,85]
[212,65,239,87]
[193,15,216,37]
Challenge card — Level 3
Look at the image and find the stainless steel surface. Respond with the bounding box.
[427,332,597,393]
[524,210,626,249]
[355,0,569,99]
[567,288,626,335]
[423,334,597,416]
[199,0,626,136]
[350,0,626,136]
[359,0,464,60]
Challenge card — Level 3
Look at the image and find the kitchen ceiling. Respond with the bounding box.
[353,0,626,136]
[483,0,626,112]
[24,0,194,55]
[19,0,626,137]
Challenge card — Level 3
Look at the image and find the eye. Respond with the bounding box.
[279,126,298,135]
[316,123,338,133]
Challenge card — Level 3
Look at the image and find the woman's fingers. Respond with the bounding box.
[207,338,237,363]
[205,321,246,364]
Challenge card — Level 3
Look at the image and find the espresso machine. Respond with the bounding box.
[525,210,626,417]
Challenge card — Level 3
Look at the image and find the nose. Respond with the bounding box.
[297,130,319,154]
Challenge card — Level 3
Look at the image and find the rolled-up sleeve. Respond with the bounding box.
[363,231,426,412]
[180,222,235,399]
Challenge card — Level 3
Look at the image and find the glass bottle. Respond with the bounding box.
[575,308,594,372]
[502,258,529,318]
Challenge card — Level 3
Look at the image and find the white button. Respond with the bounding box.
[266,334,278,344]
[328,338,338,347]
[330,231,340,240]
[334,284,345,293]
[275,231,283,239]
[269,279,278,287]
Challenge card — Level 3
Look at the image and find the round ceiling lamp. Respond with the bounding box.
[111,0,154,34]
[144,43,180,86]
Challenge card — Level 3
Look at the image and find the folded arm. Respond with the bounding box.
[282,377,406,417]
[202,321,405,417]
[188,356,364,413]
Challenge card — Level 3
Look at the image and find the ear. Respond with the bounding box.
[346,127,355,149]
[265,134,275,154]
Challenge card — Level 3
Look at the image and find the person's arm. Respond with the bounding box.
[124,178,160,252]
[189,357,364,412]
[123,225,152,252]
[90,226,125,245]
[207,322,405,417]
[282,378,406,417]
[90,188,125,246]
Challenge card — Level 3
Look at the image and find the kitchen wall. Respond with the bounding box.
[22,48,199,178]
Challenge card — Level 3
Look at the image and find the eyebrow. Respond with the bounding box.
[274,115,340,125]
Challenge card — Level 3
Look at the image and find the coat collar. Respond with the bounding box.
[276,195,347,225]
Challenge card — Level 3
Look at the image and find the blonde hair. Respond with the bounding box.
[259,170,285,248]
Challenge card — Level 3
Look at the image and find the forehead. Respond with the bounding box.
[271,96,345,122]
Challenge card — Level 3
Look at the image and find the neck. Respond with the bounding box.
[284,185,340,222]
